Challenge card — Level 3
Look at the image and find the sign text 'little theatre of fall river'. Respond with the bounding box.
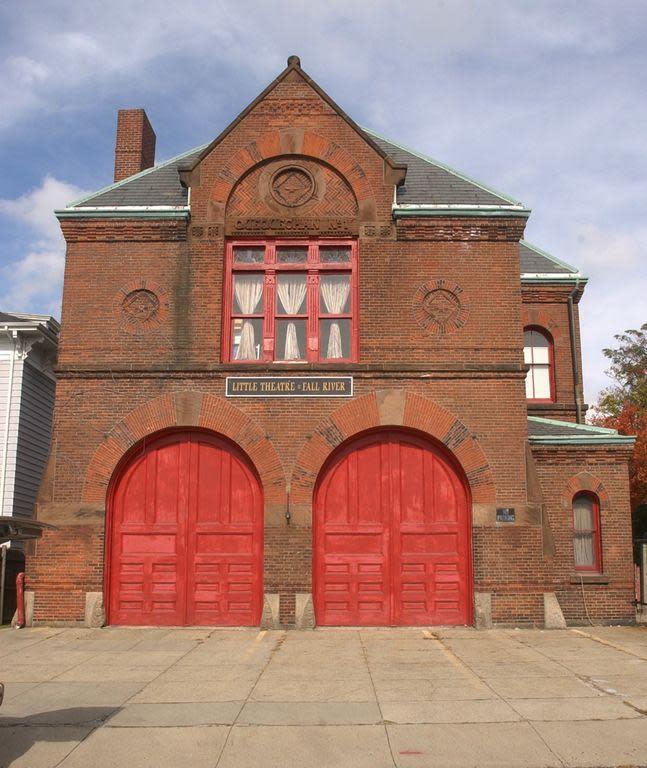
[226,376,353,397]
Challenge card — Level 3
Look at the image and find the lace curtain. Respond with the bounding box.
[320,276,350,358]
[573,495,595,567]
[234,274,263,360]
[277,275,307,359]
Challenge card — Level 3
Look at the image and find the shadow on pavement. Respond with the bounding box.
[0,707,118,767]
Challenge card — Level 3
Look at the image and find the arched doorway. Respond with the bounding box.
[314,429,471,626]
[107,429,263,626]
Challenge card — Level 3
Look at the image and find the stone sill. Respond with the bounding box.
[569,573,609,585]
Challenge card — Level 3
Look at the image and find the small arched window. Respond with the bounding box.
[524,327,554,401]
[573,492,602,572]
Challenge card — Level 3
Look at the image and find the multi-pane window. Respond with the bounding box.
[573,492,602,572]
[524,327,554,401]
[224,240,357,363]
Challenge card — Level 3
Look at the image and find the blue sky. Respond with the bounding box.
[1,1,645,404]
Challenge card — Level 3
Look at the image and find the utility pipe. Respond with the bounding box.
[567,280,583,423]
[15,572,25,628]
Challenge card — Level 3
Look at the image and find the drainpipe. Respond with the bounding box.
[0,328,17,516]
[567,280,583,423]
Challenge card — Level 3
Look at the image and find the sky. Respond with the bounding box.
[0,0,645,405]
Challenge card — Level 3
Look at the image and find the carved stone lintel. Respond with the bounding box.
[226,217,358,237]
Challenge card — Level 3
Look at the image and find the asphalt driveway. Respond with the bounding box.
[1,625,646,767]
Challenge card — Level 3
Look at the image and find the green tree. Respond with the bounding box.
[590,323,647,539]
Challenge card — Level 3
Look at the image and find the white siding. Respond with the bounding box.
[0,347,25,516]
[12,360,56,518]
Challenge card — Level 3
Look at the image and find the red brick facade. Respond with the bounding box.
[27,59,635,627]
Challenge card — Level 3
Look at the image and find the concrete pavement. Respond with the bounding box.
[1,625,646,767]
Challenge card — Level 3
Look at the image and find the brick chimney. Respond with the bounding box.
[113,108,156,182]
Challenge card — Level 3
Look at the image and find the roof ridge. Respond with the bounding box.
[66,142,210,208]
[520,240,580,274]
[362,127,523,207]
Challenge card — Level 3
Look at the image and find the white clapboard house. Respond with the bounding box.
[0,312,59,621]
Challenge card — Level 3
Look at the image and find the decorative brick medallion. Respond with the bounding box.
[413,280,468,335]
[270,166,315,207]
[116,280,168,334]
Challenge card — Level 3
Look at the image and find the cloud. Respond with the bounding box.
[575,224,646,270]
[0,0,645,402]
[0,176,89,314]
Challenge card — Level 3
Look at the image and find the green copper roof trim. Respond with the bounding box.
[521,275,588,284]
[65,142,210,208]
[520,239,580,274]
[393,207,530,219]
[362,126,524,206]
[55,209,189,220]
[527,416,636,445]
[529,435,635,445]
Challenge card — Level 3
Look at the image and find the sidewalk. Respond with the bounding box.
[1,625,646,767]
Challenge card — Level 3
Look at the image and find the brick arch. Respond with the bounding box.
[521,309,563,344]
[83,391,285,510]
[210,129,376,220]
[562,471,610,511]
[290,389,495,506]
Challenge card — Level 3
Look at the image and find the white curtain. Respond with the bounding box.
[573,496,595,567]
[320,276,350,358]
[234,274,263,360]
[277,275,307,360]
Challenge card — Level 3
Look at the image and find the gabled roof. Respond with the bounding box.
[63,133,525,212]
[528,416,634,445]
[519,240,584,281]
[69,144,205,210]
[61,58,529,216]
[187,56,401,174]
[364,129,520,207]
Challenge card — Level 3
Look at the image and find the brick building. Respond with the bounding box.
[27,56,635,628]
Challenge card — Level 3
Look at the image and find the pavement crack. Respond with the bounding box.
[213,630,285,768]
[359,630,397,768]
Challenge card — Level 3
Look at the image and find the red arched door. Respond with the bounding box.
[314,430,471,626]
[107,430,262,626]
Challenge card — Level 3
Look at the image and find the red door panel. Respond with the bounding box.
[108,431,262,626]
[314,430,470,626]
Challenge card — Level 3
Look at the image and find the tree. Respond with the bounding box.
[590,323,647,539]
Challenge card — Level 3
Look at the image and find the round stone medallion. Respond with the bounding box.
[270,166,316,207]
[115,280,168,335]
[122,289,160,322]
[413,280,469,335]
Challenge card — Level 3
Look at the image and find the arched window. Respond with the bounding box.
[573,492,602,572]
[524,327,554,401]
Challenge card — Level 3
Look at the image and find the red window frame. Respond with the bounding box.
[572,491,602,573]
[222,239,359,363]
[524,326,556,403]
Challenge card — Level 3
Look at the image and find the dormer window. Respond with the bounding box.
[223,240,358,363]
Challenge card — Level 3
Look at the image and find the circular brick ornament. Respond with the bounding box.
[270,166,316,207]
[116,280,168,334]
[413,280,468,335]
